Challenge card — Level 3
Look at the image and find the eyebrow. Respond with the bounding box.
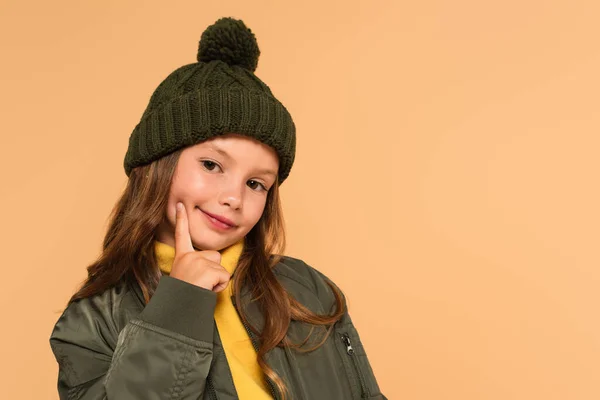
[207,145,277,178]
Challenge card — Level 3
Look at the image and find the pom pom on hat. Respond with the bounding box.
[197,17,260,72]
[125,17,296,184]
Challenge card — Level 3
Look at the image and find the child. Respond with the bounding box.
[49,17,387,400]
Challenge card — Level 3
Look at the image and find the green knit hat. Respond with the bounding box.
[124,17,296,184]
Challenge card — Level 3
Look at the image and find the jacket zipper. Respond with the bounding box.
[231,296,280,400]
[340,332,370,398]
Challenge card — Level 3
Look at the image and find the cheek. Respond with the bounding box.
[245,197,268,225]
[171,174,214,199]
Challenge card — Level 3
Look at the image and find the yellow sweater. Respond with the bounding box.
[154,239,273,399]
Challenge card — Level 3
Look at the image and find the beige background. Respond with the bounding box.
[1,0,599,398]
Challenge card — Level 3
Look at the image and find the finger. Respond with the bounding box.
[174,202,195,256]
[212,273,230,292]
[198,250,222,264]
[213,282,227,292]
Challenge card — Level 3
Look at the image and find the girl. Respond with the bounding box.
[49,17,387,400]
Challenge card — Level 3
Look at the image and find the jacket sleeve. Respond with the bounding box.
[306,263,389,400]
[49,275,217,400]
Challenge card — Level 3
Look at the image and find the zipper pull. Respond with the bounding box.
[341,333,355,355]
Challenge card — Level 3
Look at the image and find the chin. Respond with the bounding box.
[192,234,240,252]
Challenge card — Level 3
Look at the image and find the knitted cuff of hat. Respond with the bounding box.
[123,17,296,184]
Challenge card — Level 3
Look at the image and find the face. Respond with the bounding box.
[155,133,279,251]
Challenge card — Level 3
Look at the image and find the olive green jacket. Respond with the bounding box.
[49,256,387,399]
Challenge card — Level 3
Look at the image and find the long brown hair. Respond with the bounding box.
[67,146,346,400]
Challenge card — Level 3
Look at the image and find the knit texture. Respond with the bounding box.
[154,238,273,398]
[124,17,296,184]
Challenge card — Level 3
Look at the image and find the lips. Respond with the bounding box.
[198,208,237,227]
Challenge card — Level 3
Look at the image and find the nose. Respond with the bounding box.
[218,180,243,210]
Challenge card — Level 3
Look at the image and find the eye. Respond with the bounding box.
[201,160,222,172]
[248,180,267,192]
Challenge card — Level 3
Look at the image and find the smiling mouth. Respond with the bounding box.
[196,207,236,229]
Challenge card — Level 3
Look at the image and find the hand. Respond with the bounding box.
[169,202,230,292]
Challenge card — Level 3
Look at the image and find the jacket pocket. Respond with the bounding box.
[335,325,383,399]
